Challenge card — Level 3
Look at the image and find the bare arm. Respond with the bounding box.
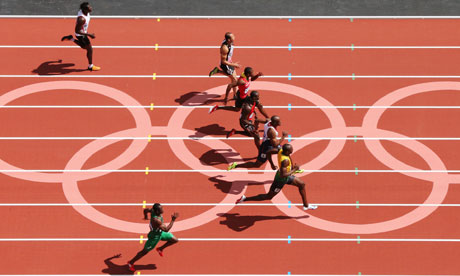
[75,17,95,38]
[280,159,299,178]
[143,208,151,220]
[155,213,179,232]
[256,102,269,119]
[220,45,239,68]
[250,72,263,81]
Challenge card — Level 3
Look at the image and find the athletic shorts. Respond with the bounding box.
[144,231,175,251]
[235,93,246,109]
[239,120,256,134]
[257,140,278,163]
[220,63,235,75]
[270,172,295,193]
[75,35,91,49]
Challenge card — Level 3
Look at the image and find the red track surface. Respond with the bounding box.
[1,18,460,274]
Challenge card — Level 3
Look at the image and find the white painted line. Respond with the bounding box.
[1,237,460,242]
[1,169,460,173]
[2,105,460,109]
[1,203,460,207]
[1,74,460,79]
[2,15,460,19]
[1,136,460,141]
[2,45,460,49]
[0,275,457,276]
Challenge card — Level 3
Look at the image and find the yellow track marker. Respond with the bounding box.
[155,43,159,51]
[143,200,147,209]
[150,103,154,110]
[140,235,144,244]
[148,135,151,142]
[145,167,149,175]
[137,272,141,275]
[157,18,160,22]
[152,73,156,80]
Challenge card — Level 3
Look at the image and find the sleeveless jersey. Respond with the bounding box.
[149,215,163,234]
[237,73,251,99]
[277,149,292,173]
[262,122,278,142]
[239,100,256,121]
[75,10,90,37]
[221,40,233,63]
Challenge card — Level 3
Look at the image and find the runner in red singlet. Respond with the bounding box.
[227,91,269,150]
[209,67,263,114]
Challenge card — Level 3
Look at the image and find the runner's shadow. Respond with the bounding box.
[101,254,156,275]
[210,175,271,194]
[199,149,256,166]
[32,60,87,75]
[191,124,228,137]
[217,213,310,232]
[175,91,224,106]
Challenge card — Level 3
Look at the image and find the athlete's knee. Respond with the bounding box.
[172,237,179,243]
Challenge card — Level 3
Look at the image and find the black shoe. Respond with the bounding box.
[61,35,73,41]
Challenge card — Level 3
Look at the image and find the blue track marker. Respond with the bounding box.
[288,73,292,80]
[288,236,291,244]
[288,103,292,111]
[288,272,291,276]
[288,201,292,208]
[288,134,292,142]
[288,44,292,51]
[289,18,292,22]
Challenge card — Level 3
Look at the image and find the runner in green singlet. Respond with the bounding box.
[127,203,179,272]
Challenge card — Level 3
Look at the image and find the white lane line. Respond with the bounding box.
[1,203,460,207]
[2,45,460,49]
[2,105,460,109]
[0,275,457,276]
[1,237,460,242]
[1,137,460,141]
[0,169,460,173]
[2,75,460,79]
[2,15,460,19]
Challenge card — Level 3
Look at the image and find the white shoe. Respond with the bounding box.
[235,195,246,204]
[303,205,318,210]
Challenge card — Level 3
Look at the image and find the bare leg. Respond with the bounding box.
[157,237,179,252]
[290,177,309,208]
[244,190,278,202]
[128,249,149,265]
[236,160,263,169]
[85,45,93,65]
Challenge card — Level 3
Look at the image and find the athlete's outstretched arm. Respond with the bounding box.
[143,208,152,220]
[251,72,263,81]
[256,103,269,118]
[158,212,179,232]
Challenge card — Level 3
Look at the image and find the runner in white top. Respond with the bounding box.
[208,32,241,99]
[228,115,288,171]
[61,2,101,71]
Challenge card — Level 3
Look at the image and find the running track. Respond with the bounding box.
[1,18,460,275]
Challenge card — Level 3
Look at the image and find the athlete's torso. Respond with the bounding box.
[75,10,90,37]
[263,122,278,142]
[237,74,251,99]
[221,40,233,63]
[277,149,292,173]
[149,215,163,233]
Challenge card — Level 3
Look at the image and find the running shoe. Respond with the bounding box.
[209,105,218,114]
[303,205,318,210]
[61,35,73,41]
[235,195,246,204]
[226,129,236,139]
[227,162,237,171]
[209,66,219,77]
[293,169,304,174]
[88,65,101,71]
[156,248,163,257]
[127,263,135,272]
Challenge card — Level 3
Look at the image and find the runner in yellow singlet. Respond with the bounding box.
[235,144,318,210]
[127,203,179,272]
